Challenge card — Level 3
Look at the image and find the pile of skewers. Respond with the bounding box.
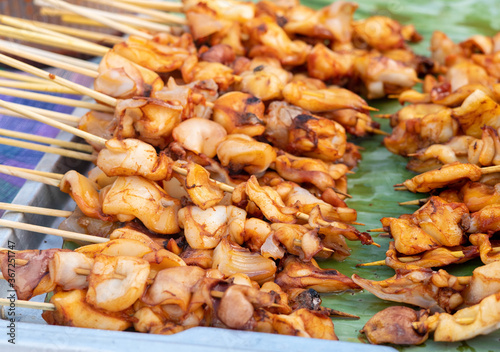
[0,0,498,347]
[355,31,500,345]
[0,0,415,342]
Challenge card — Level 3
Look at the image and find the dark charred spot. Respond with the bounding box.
[257,24,267,33]
[293,289,322,310]
[143,84,153,97]
[253,65,265,72]
[293,114,319,128]
[245,96,261,105]
[276,16,288,27]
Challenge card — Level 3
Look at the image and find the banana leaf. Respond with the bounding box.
[293,0,500,350]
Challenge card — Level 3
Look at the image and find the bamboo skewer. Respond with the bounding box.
[1,16,122,45]
[0,24,108,56]
[85,0,187,25]
[0,110,77,127]
[399,199,428,206]
[357,251,466,266]
[0,87,113,113]
[0,99,107,146]
[0,298,56,311]
[0,128,94,153]
[0,102,80,125]
[0,40,99,77]
[0,166,64,180]
[114,0,184,12]
[0,137,96,162]
[0,219,108,243]
[0,80,81,94]
[0,203,72,218]
[0,15,110,54]
[42,0,155,39]
[40,7,172,32]
[0,70,53,84]
[0,165,61,187]
[0,53,117,107]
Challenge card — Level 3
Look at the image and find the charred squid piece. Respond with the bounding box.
[283,2,358,45]
[384,241,479,270]
[469,233,500,264]
[152,77,218,121]
[452,90,500,138]
[86,255,150,312]
[97,138,173,181]
[245,15,311,66]
[213,238,277,284]
[401,163,483,193]
[212,92,266,137]
[113,98,183,149]
[361,306,429,345]
[275,256,360,293]
[462,261,500,306]
[102,176,181,235]
[352,268,467,313]
[95,51,164,99]
[112,35,191,74]
[42,289,132,331]
[354,54,419,99]
[60,170,112,221]
[414,292,500,342]
[282,81,373,113]
[178,205,246,249]
[0,248,70,300]
[216,134,277,175]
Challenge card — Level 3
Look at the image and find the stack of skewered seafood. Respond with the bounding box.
[356,31,500,345]
[0,0,498,348]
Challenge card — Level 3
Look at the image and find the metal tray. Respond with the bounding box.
[0,107,396,351]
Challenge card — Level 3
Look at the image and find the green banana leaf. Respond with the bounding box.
[295,0,500,350]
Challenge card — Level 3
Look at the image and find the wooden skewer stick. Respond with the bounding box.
[332,187,352,198]
[0,128,94,153]
[40,7,172,32]
[0,298,56,311]
[365,126,390,136]
[43,0,155,39]
[481,165,500,175]
[0,40,100,72]
[0,165,61,187]
[0,15,109,56]
[0,219,108,243]
[0,24,108,57]
[399,198,428,206]
[86,0,187,25]
[0,137,95,162]
[0,102,80,124]
[0,80,81,94]
[113,0,184,12]
[0,109,77,127]
[292,239,334,253]
[0,70,52,84]
[367,228,385,232]
[0,53,117,107]
[1,16,122,45]
[0,40,99,78]
[0,203,72,218]
[0,87,112,113]
[0,99,107,146]
[0,165,64,180]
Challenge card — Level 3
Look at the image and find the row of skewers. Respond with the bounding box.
[0,0,402,342]
[356,31,500,344]
[0,0,498,347]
